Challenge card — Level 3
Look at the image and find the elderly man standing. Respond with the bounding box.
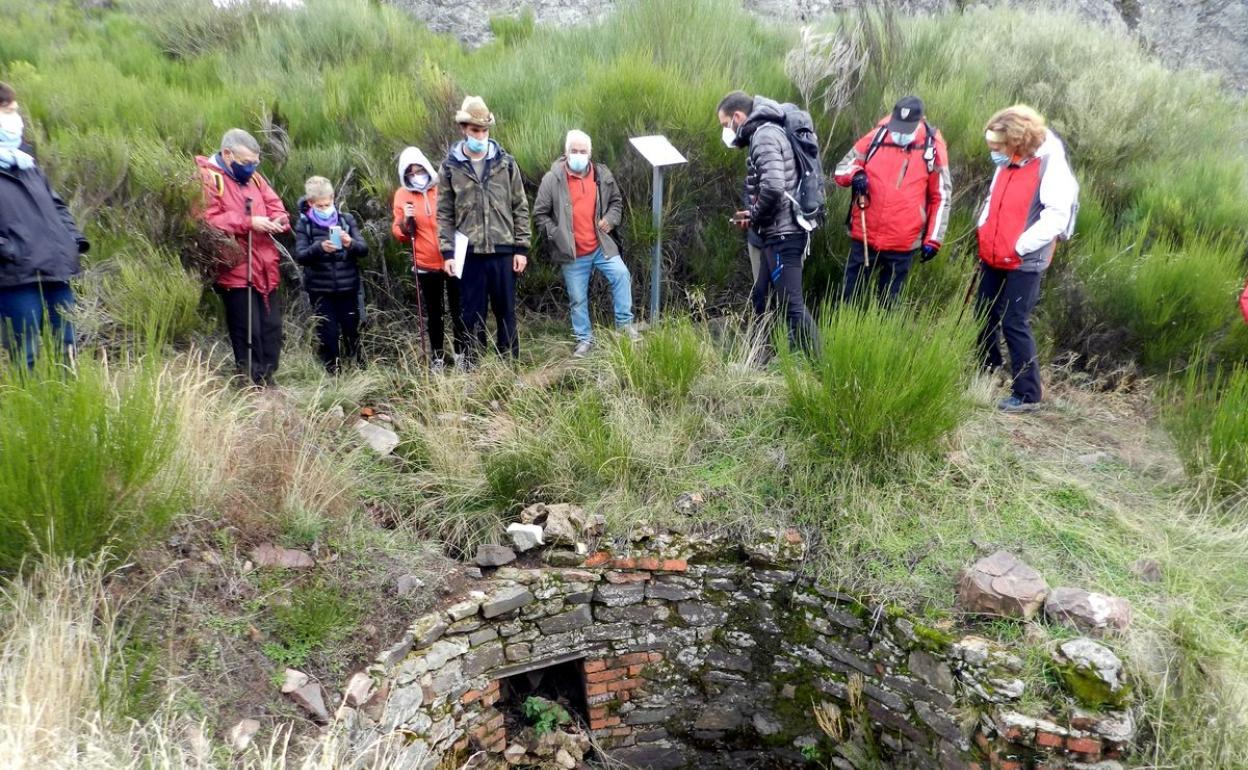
[196,128,290,386]
[533,129,636,357]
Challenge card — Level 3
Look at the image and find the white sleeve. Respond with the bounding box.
[1015,152,1078,255]
[977,170,999,227]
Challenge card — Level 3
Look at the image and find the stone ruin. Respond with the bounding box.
[324,513,1137,770]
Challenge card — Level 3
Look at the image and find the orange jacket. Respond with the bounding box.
[391,186,441,271]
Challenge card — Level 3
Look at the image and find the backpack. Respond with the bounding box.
[778,103,827,229]
[844,120,939,231]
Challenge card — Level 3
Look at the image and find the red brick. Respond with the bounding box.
[614,652,651,667]
[595,716,622,728]
[587,668,626,684]
[1036,731,1064,749]
[1003,726,1025,742]
[628,664,644,676]
[461,689,482,704]
[616,689,631,702]
[660,559,688,572]
[647,652,663,663]
[453,738,470,752]
[611,557,636,569]
[605,571,651,584]
[585,551,612,568]
[584,659,607,673]
[1000,762,1023,770]
[635,557,661,571]
[783,528,802,544]
[589,706,610,720]
[485,712,504,731]
[607,678,643,692]
[587,682,611,696]
[1066,736,1102,756]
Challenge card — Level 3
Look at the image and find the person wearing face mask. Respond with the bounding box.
[717,90,816,352]
[975,104,1079,412]
[195,127,290,386]
[294,176,368,374]
[393,145,466,372]
[533,129,637,358]
[0,81,89,366]
[833,96,952,304]
[436,96,531,365]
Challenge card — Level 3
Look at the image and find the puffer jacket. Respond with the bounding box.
[0,162,87,288]
[293,199,367,294]
[736,95,801,242]
[532,158,624,263]
[436,138,531,259]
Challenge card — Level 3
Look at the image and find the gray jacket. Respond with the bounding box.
[532,159,624,263]
[737,96,801,242]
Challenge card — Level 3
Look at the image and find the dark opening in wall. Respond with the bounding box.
[497,653,591,736]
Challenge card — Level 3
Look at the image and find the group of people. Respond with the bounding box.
[2,76,1077,412]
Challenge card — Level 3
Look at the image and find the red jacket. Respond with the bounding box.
[833,119,951,251]
[195,155,289,294]
[1240,279,1248,324]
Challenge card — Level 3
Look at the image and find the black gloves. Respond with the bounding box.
[920,244,939,263]
[851,171,869,197]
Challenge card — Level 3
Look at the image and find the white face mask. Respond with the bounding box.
[408,172,432,190]
[890,130,916,146]
[0,111,23,141]
[721,122,738,149]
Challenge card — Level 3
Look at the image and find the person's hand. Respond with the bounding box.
[403,203,415,218]
[597,218,612,233]
[443,259,455,276]
[731,210,751,231]
[513,254,528,274]
[340,231,353,248]
[851,171,869,198]
[273,214,289,231]
[321,239,341,253]
[920,244,939,263]
[251,215,280,233]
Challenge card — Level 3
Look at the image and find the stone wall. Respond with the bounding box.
[335,529,1136,769]
[386,0,1248,94]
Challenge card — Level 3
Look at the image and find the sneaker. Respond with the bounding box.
[624,325,642,342]
[997,396,1039,413]
[430,356,446,375]
[572,341,593,359]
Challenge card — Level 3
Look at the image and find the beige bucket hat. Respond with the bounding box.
[455,96,495,127]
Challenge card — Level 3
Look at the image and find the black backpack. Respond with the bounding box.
[778,103,826,228]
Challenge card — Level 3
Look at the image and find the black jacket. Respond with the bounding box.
[293,202,367,295]
[0,163,87,288]
[737,96,801,241]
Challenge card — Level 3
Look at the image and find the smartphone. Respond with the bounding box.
[329,226,343,248]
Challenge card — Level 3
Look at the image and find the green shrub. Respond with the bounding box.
[0,352,184,572]
[609,317,710,407]
[779,299,975,464]
[1164,361,1248,495]
[98,238,205,349]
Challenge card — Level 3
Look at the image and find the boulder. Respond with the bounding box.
[288,682,330,723]
[251,543,315,570]
[1052,638,1131,708]
[344,672,375,707]
[354,419,400,456]
[1131,558,1163,583]
[519,503,587,544]
[1044,587,1131,635]
[957,551,1049,620]
[503,743,527,764]
[507,523,545,552]
[226,718,261,752]
[474,544,517,567]
[395,574,425,597]
[280,668,309,694]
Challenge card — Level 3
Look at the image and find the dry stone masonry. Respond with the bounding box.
[331,527,1139,769]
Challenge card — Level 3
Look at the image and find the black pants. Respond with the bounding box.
[416,271,468,362]
[217,286,282,384]
[975,264,1043,403]
[309,290,361,374]
[752,232,816,353]
[842,240,915,304]
[460,253,518,360]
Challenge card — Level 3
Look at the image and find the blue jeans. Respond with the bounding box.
[561,248,633,343]
[0,281,76,367]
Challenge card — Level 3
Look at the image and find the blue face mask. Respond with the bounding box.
[309,205,338,227]
[567,154,589,173]
[224,155,258,185]
[990,151,1011,167]
[465,136,488,154]
[890,130,916,147]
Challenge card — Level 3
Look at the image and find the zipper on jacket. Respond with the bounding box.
[896,155,910,189]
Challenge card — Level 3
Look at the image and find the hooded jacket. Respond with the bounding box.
[436,138,531,260]
[195,154,290,294]
[293,198,367,295]
[736,96,801,242]
[391,147,443,272]
[0,162,86,288]
[976,130,1078,273]
[532,158,624,263]
[833,118,952,251]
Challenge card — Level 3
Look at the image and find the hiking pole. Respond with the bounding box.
[244,197,254,383]
[955,260,982,326]
[410,237,429,366]
[857,194,870,269]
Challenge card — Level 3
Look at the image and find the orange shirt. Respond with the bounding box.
[567,164,599,257]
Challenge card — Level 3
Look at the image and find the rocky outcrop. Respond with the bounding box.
[388,0,1248,93]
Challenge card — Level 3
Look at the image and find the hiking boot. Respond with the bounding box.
[572,341,593,359]
[997,395,1039,413]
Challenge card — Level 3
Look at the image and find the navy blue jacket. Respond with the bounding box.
[0,163,87,288]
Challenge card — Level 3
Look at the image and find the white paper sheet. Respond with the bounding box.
[452,231,469,279]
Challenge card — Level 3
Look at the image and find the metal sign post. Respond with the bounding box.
[629,135,687,323]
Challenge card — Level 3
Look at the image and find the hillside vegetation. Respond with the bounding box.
[1,0,1247,769]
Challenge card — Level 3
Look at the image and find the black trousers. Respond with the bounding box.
[309,290,361,374]
[460,254,518,360]
[752,232,816,353]
[975,264,1043,403]
[842,240,915,304]
[416,271,468,362]
[217,286,282,384]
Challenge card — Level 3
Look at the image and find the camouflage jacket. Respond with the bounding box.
[436,139,531,258]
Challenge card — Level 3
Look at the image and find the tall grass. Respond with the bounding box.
[608,318,711,407]
[780,300,976,465]
[0,351,185,572]
[1164,361,1248,495]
